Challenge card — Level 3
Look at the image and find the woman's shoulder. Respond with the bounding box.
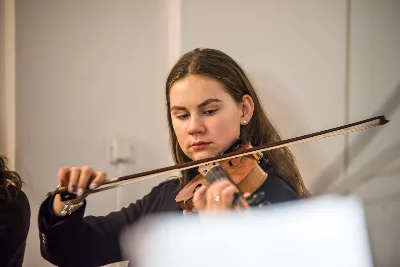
[0,187,30,245]
[0,187,31,220]
[0,188,30,267]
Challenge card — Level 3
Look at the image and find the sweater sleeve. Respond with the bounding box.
[253,174,299,207]
[38,180,173,267]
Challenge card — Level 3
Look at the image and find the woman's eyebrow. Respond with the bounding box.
[197,98,222,108]
[170,98,222,111]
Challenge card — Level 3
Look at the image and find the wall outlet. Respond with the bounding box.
[107,137,135,164]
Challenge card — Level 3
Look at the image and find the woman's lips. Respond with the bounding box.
[191,142,211,151]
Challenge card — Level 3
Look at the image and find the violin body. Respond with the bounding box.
[175,142,268,213]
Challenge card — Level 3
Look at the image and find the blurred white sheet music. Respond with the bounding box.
[121,195,374,267]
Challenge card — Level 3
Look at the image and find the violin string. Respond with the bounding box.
[50,118,382,197]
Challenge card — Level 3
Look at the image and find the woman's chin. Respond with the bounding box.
[191,151,217,161]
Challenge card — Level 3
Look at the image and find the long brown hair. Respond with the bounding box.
[0,156,23,199]
[165,48,310,198]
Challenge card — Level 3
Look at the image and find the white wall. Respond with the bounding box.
[11,0,399,267]
[15,1,176,266]
[347,0,400,265]
[0,0,4,153]
[181,0,348,195]
[0,0,16,167]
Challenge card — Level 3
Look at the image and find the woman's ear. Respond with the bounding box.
[240,94,254,125]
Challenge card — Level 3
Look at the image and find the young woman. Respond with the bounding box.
[0,156,30,267]
[38,48,310,267]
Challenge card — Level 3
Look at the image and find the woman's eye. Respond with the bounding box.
[176,114,189,120]
[204,109,218,115]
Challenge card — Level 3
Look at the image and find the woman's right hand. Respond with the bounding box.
[53,166,107,216]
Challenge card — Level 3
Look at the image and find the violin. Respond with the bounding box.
[175,139,268,213]
[46,115,389,212]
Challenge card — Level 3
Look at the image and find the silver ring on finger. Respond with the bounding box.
[214,195,221,202]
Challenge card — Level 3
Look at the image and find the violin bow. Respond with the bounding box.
[46,115,389,198]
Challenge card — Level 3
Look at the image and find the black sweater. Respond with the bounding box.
[38,174,298,267]
[0,189,31,267]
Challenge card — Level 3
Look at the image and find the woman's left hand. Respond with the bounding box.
[192,180,242,213]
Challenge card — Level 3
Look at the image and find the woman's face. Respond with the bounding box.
[169,74,254,161]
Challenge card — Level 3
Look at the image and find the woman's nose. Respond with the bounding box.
[188,116,205,135]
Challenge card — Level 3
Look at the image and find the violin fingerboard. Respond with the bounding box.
[204,166,233,184]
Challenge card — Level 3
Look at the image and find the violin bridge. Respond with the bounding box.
[251,152,263,162]
[223,152,262,163]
